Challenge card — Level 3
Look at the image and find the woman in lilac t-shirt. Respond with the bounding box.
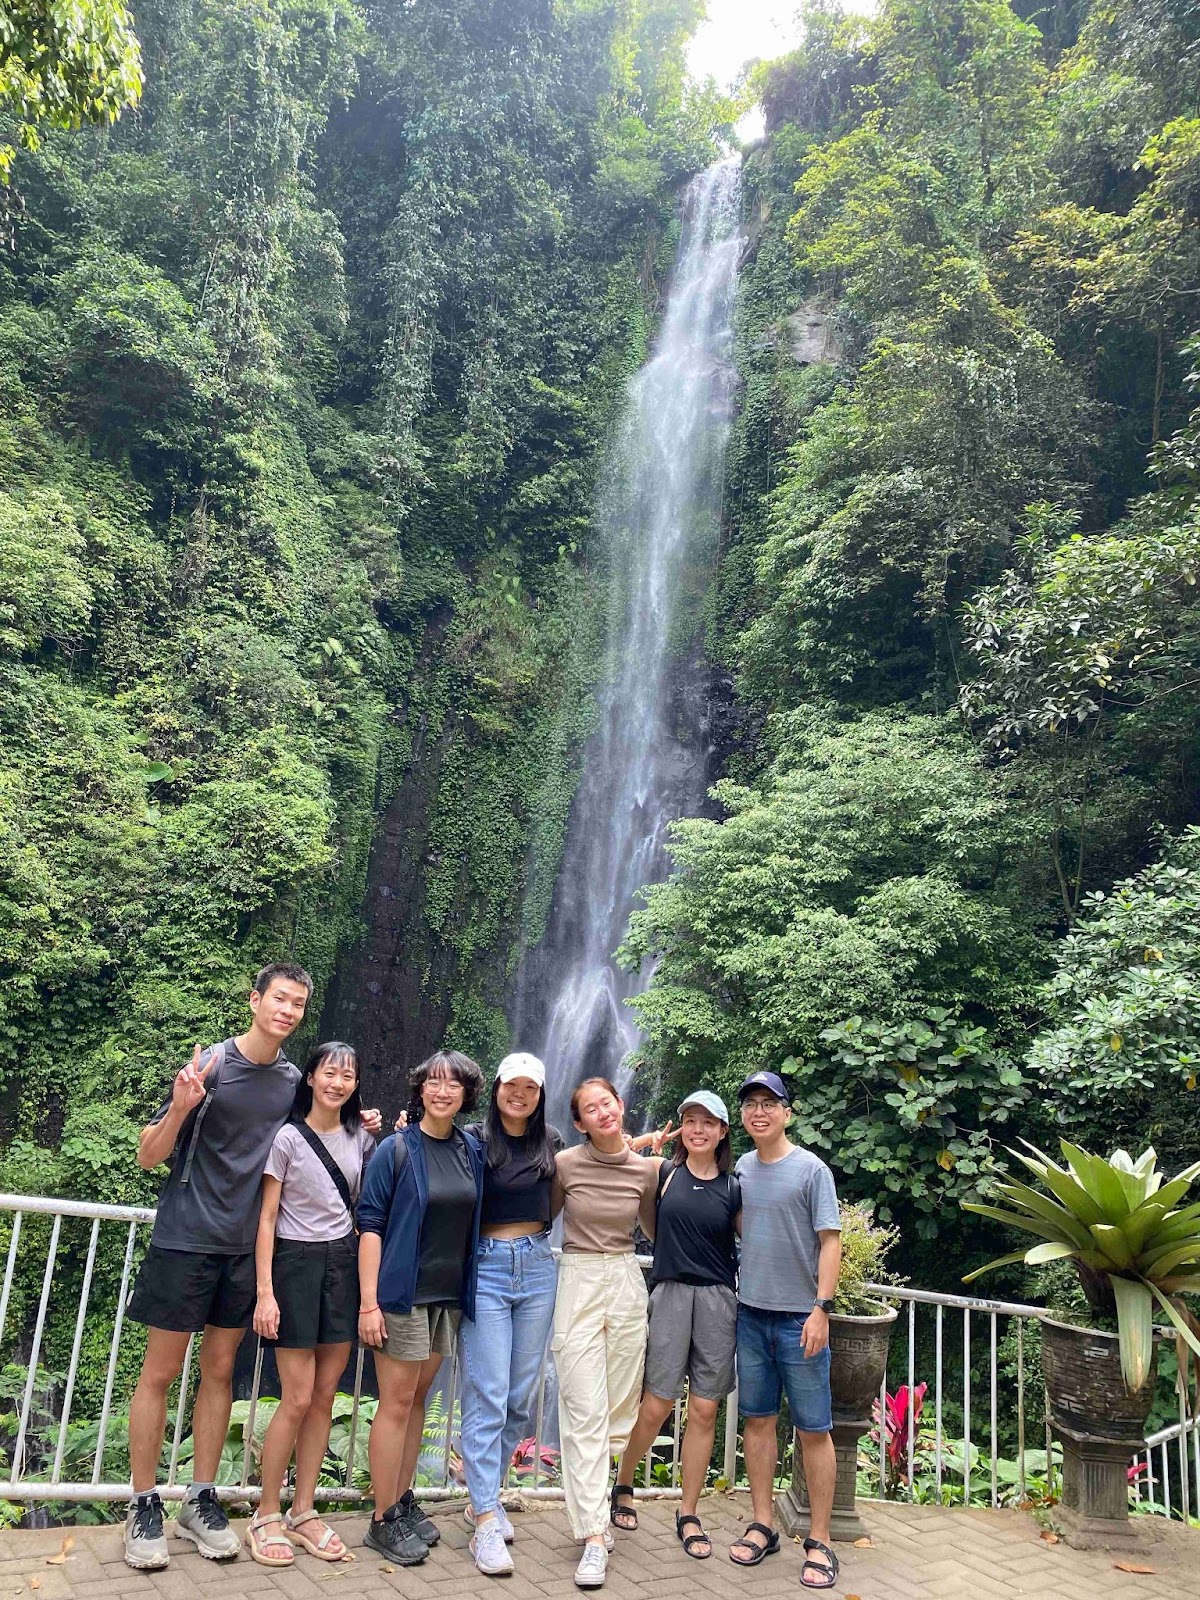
[247,1042,376,1567]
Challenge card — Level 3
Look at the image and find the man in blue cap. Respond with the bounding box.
[729,1070,842,1591]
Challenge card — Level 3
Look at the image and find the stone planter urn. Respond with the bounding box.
[1041,1315,1158,1549]
[778,1301,898,1542]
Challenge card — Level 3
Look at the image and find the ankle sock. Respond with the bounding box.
[133,1489,159,1508]
[186,1482,215,1501]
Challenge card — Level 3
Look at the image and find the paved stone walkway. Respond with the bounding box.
[0,1496,1196,1600]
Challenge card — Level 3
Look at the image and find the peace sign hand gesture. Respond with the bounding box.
[172,1044,214,1115]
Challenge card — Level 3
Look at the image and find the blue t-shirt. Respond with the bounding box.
[735,1145,841,1313]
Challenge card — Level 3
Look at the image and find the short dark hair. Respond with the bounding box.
[293,1041,361,1130]
[254,962,314,999]
[407,1049,484,1126]
[570,1076,622,1127]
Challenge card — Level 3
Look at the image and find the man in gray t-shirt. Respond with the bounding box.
[730,1071,842,1591]
[120,964,378,1575]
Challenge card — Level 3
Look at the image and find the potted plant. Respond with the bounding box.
[961,1141,1200,1546]
[779,1203,900,1542]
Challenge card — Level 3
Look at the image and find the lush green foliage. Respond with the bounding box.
[0,0,724,1208]
[0,0,142,178]
[631,0,1200,1289]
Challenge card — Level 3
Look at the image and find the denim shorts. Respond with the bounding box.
[735,1303,833,1432]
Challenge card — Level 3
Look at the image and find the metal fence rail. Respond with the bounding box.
[0,1193,1189,1523]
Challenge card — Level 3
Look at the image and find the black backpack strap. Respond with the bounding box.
[178,1041,226,1187]
[294,1121,356,1224]
[392,1128,410,1195]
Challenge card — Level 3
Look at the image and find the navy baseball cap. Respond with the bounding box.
[737,1070,789,1102]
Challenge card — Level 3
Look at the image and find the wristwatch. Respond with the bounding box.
[814,1297,836,1314]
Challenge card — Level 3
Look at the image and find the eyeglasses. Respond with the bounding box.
[741,1097,784,1113]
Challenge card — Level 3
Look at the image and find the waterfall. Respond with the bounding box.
[511,156,743,1135]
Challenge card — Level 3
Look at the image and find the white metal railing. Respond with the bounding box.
[0,1193,1190,1523]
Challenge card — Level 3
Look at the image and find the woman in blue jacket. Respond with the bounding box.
[357,1050,486,1567]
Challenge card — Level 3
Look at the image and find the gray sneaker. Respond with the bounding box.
[466,1503,515,1543]
[176,1486,241,1560]
[574,1542,608,1589]
[124,1493,169,1570]
[471,1520,515,1577]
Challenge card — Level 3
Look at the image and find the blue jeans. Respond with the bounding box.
[736,1304,833,1432]
[459,1233,557,1515]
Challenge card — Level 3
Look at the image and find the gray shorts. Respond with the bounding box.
[380,1303,460,1362]
[643,1281,737,1401]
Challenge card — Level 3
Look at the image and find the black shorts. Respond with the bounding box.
[127,1245,256,1334]
[270,1232,359,1349]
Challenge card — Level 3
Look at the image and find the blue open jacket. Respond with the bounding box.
[357,1125,486,1321]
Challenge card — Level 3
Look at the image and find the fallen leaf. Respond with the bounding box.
[45,1533,75,1566]
[846,1594,863,1599]
[852,1537,873,1548]
[29,1581,40,1592]
[1114,1562,1156,1575]
[380,1564,394,1574]
[1039,1530,1060,1544]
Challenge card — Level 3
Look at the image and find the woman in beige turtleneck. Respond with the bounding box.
[551,1077,662,1590]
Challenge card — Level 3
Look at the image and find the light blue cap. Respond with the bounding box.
[677,1089,730,1124]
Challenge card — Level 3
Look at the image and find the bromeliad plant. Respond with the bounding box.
[962,1142,1200,1398]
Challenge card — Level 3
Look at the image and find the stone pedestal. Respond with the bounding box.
[776,1420,871,1543]
[1053,1423,1145,1550]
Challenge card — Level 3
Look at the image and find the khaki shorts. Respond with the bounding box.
[380,1303,460,1362]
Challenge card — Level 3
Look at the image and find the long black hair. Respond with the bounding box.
[406,1049,484,1128]
[293,1041,361,1130]
[482,1077,557,1178]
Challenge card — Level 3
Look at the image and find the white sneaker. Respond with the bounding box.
[124,1493,169,1570]
[466,1503,515,1543]
[175,1487,241,1560]
[471,1520,515,1577]
[574,1542,608,1588]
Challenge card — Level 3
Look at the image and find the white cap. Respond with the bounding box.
[496,1052,546,1089]
[677,1089,730,1124]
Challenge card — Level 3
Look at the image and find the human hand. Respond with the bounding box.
[394,1110,408,1132]
[800,1308,830,1357]
[358,1306,386,1348]
[253,1293,280,1341]
[361,1106,382,1135]
[171,1044,214,1115]
[648,1119,674,1155]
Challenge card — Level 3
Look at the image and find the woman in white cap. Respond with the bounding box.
[610,1090,740,1561]
[458,1052,563,1577]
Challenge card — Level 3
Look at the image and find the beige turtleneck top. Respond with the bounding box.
[552,1141,661,1254]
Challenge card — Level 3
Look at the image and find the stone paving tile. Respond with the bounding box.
[0,1496,1196,1599]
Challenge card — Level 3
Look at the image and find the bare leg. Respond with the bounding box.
[128,1328,192,1493]
[368,1356,422,1514]
[258,1350,316,1518]
[396,1354,445,1499]
[679,1395,719,1525]
[797,1428,837,1579]
[190,1325,245,1483]
[731,1413,778,1561]
[290,1342,351,1554]
[613,1391,673,1527]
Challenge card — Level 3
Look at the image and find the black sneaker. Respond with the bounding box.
[363,1513,429,1566]
[394,1491,441,1547]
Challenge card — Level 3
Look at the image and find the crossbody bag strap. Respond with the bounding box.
[179,1041,225,1187]
[294,1121,356,1225]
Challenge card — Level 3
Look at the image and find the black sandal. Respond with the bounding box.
[728,1521,779,1566]
[609,1482,637,1532]
[675,1513,711,1560]
[800,1536,839,1590]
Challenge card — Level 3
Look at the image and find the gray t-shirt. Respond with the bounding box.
[149,1039,300,1256]
[735,1145,841,1313]
[265,1121,377,1242]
